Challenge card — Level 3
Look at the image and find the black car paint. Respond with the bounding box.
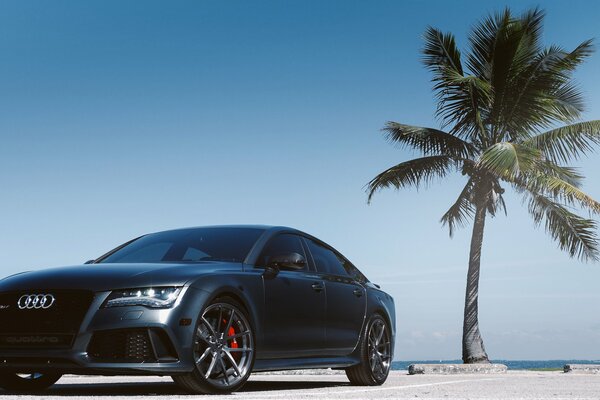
[0,226,396,375]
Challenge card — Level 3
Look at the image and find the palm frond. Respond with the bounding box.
[499,45,589,139]
[466,8,511,80]
[440,178,476,236]
[512,7,545,60]
[547,81,586,123]
[551,39,594,74]
[382,122,477,158]
[501,40,593,138]
[478,142,541,177]
[366,156,459,203]
[486,8,546,135]
[526,192,599,261]
[421,27,493,141]
[422,27,463,75]
[434,71,492,141]
[525,120,600,163]
[539,176,600,213]
[536,160,583,188]
[509,171,600,214]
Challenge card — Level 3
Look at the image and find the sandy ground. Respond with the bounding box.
[0,370,599,399]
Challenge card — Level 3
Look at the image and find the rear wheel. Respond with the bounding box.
[345,315,391,385]
[173,297,255,394]
[0,372,62,392]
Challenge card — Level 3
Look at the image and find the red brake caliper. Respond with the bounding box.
[223,319,240,362]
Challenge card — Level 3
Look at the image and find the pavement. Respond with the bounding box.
[0,370,599,399]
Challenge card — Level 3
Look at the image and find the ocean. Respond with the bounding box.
[392,360,600,370]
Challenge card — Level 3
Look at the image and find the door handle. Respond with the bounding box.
[353,288,363,297]
[311,283,324,292]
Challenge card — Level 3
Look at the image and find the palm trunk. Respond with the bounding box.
[462,196,490,364]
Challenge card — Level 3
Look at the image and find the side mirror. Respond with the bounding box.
[267,252,306,271]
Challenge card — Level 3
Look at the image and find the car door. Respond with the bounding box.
[257,233,326,358]
[304,238,367,354]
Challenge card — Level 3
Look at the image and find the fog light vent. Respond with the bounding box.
[88,329,155,362]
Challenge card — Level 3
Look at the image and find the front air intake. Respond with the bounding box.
[87,328,177,363]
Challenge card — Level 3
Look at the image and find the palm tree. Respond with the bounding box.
[367,8,600,363]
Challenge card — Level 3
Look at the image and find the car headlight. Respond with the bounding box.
[103,287,182,308]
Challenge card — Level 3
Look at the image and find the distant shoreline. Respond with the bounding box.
[253,360,600,375]
[392,360,600,370]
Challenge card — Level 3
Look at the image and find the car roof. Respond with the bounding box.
[150,225,321,248]
[152,225,298,233]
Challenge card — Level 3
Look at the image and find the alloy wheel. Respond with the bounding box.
[193,302,254,389]
[367,318,391,380]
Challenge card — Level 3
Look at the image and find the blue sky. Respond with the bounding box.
[1,0,600,360]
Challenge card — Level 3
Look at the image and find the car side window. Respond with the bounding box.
[342,259,367,283]
[306,239,349,277]
[255,234,307,271]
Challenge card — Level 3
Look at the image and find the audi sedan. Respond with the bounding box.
[0,226,395,394]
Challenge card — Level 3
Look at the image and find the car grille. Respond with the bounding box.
[0,290,94,348]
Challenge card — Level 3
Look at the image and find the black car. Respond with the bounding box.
[0,226,395,394]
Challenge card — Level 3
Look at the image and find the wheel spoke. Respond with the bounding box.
[196,347,211,364]
[227,330,250,340]
[196,328,211,344]
[223,350,242,377]
[217,306,223,334]
[225,309,235,334]
[204,353,218,378]
[369,329,376,344]
[218,356,230,384]
[225,347,253,353]
[201,316,218,337]
[376,324,385,344]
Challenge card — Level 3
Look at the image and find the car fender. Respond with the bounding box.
[187,273,264,348]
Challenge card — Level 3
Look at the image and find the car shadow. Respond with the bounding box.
[0,379,349,396]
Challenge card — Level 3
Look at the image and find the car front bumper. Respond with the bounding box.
[0,286,210,375]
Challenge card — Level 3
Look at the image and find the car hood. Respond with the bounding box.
[0,262,242,292]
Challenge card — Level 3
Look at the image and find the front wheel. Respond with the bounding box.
[0,372,62,392]
[345,315,391,385]
[173,297,255,394]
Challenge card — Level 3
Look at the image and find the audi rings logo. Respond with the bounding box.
[17,294,56,310]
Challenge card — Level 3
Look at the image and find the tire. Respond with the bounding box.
[345,314,391,386]
[0,372,62,392]
[173,296,255,394]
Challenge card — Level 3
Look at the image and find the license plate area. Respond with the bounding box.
[0,334,74,348]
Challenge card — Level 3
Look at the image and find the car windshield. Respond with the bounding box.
[97,227,265,264]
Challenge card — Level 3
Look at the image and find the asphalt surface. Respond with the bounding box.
[0,371,599,399]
